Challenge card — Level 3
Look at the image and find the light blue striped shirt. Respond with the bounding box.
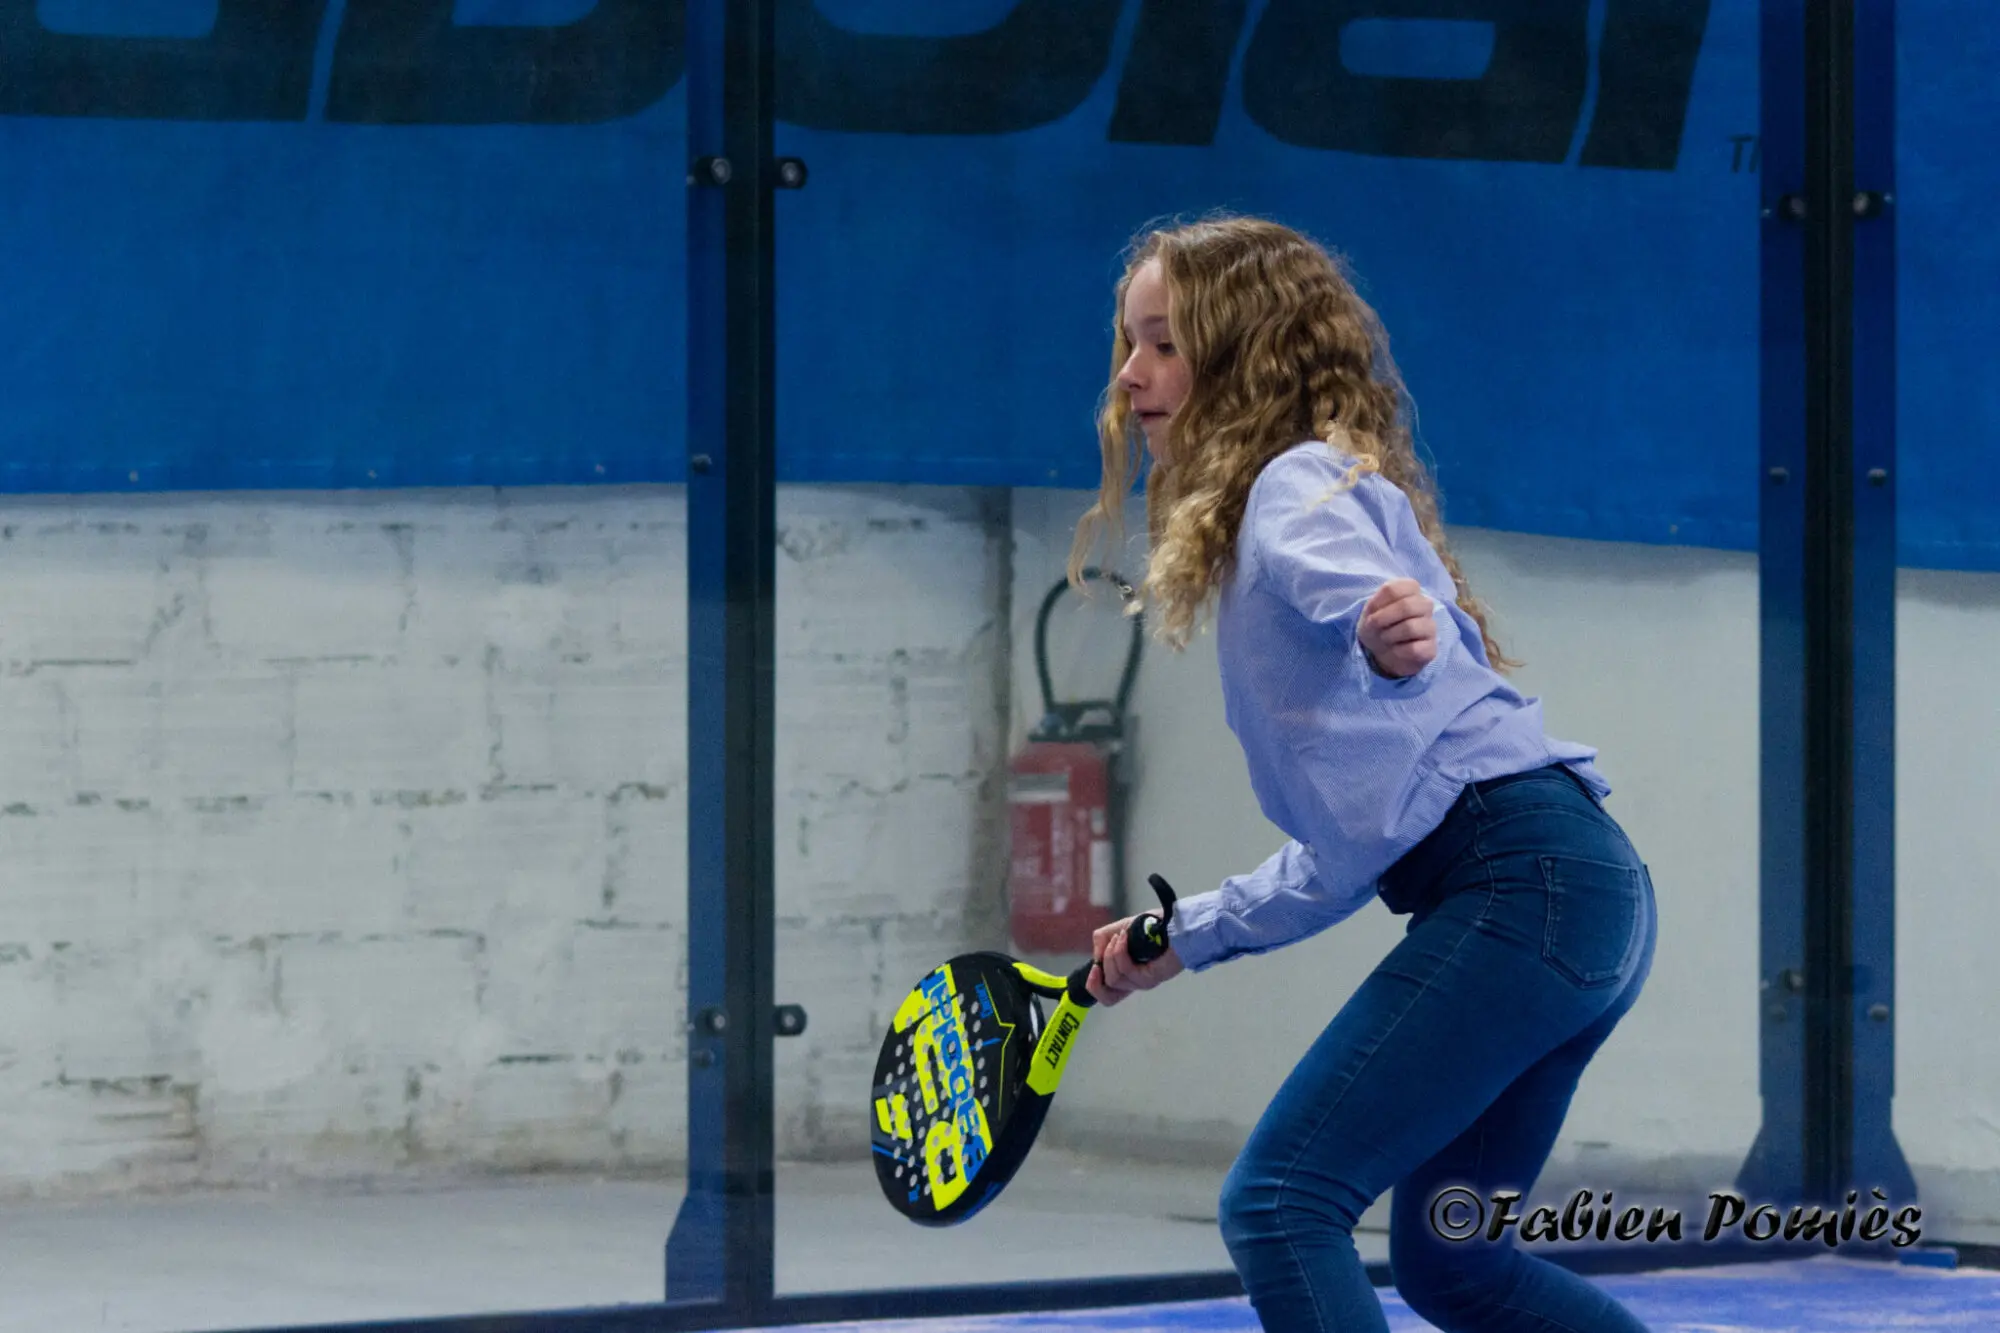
[1166,439,1608,972]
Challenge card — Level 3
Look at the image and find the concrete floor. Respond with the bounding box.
[0,1151,1366,1333]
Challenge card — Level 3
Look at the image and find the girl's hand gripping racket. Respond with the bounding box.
[869,873,1179,1226]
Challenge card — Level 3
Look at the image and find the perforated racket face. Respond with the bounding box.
[870,952,1042,1226]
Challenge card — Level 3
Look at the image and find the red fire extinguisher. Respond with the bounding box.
[1008,568,1145,956]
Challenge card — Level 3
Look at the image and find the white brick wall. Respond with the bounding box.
[0,484,1009,1197]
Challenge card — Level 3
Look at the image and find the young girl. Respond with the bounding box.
[1074,216,1657,1333]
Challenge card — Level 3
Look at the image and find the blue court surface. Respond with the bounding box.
[793,1258,2000,1332]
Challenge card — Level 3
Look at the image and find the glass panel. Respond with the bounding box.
[0,22,689,1331]
[1893,2,2000,1251]
[773,1,1764,1299]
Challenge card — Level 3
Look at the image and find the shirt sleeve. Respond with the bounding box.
[1165,839,1380,972]
[1247,451,1462,698]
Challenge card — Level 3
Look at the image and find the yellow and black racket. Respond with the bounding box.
[869,874,1177,1226]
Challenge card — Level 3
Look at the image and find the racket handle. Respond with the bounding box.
[1126,872,1178,966]
[1064,873,1181,1006]
[1064,958,1097,1006]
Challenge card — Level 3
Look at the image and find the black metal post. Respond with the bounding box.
[1799,0,1858,1215]
[668,0,779,1311]
[1743,0,1913,1221]
[1846,0,1916,1212]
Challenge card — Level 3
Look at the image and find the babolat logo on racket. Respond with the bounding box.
[881,966,991,1213]
[916,970,991,1180]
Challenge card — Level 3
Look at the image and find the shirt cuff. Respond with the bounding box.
[1164,889,1230,973]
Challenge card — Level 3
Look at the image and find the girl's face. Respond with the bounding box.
[1116,259,1192,467]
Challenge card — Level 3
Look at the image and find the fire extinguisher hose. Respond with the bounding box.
[1031,567,1144,740]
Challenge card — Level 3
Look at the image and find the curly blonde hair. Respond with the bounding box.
[1067,214,1517,671]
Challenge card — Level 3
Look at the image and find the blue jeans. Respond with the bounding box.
[1218,765,1658,1332]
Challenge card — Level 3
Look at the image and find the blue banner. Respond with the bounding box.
[0,2,1990,571]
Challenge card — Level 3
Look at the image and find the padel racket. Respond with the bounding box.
[869,873,1178,1226]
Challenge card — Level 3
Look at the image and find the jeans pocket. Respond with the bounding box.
[1539,854,1643,990]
